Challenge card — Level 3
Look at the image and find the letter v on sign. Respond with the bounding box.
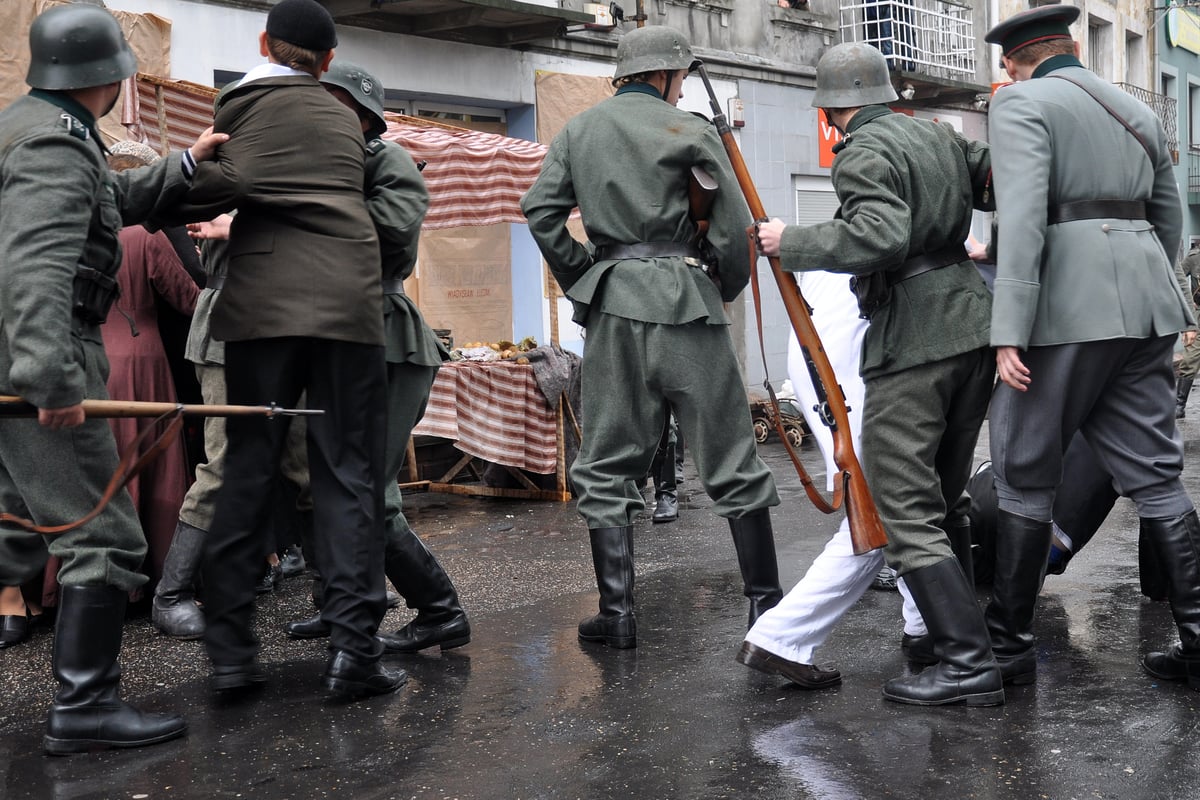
[818,109,844,168]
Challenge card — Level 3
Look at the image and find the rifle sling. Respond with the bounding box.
[746,224,842,515]
[0,409,185,536]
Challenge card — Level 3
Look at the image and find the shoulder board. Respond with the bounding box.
[60,113,89,141]
[365,138,387,156]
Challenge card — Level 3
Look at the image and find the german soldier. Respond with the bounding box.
[522,25,784,650]
[0,3,224,753]
[983,5,1200,690]
[756,42,999,705]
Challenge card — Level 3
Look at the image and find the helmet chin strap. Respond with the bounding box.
[663,70,679,103]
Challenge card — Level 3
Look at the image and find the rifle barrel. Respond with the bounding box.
[0,397,322,418]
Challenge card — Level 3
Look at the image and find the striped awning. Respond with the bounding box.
[124,73,548,231]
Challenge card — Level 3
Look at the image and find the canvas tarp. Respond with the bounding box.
[128,74,547,231]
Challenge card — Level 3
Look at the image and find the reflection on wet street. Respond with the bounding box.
[3,427,1199,799]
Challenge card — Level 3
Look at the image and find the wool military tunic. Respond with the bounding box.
[987,55,1195,516]
[0,91,192,591]
[777,106,993,379]
[775,105,995,573]
[522,83,778,527]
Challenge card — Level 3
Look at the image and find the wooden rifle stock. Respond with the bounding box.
[0,397,323,418]
[694,64,887,555]
[0,396,318,536]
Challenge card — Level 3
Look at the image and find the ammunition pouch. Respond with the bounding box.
[72,265,119,326]
[849,271,888,320]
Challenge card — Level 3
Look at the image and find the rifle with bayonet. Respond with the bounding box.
[694,63,888,555]
[0,397,321,418]
[0,396,320,535]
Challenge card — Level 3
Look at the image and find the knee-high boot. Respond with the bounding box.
[377,523,471,653]
[652,438,678,523]
[882,558,1003,706]
[984,511,1052,685]
[1138,521,1170,601]
[45,585,187,755]
[151,520,206,640]
[729,510,783,628]
[578,526,636,649]
[948,519,976,594]
[1140,511,1200,689]
[903,519,977,666]
[1177,377,1193,419]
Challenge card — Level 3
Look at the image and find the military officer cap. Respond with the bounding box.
[985,4,1081,57]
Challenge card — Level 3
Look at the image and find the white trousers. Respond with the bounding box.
[745,271,925,665]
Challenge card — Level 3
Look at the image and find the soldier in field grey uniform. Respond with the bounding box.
[0,4,224,754]
[521,25,782,650]
[983,6,1200,692]
[756,42,999,706]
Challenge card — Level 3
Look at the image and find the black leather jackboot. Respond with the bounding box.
[378,524,471,653]
[984,511,1052,686]
[651,437,678,523]
[904,519,977,666]
[45,585,187,755]
[1140,510,1200,690]
[1177,376,1194,419]
[578,526,636,649]
[151,520,206,640]
[882,558,1004,707]
[728,510,784,628]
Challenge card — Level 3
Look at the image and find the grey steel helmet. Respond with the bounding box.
[811,43,898,109]
[26,3,138,91]
[321,61,387,139]
[612,25,699,81]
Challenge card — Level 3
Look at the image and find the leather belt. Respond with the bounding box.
[594,242,705,263]
[886,244,969,287]
[381,280,406,295]
[205,275,226,291]
[1048,200,1146,225]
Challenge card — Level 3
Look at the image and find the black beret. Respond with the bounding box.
[266,0,338,51]
[985,4,1080,57]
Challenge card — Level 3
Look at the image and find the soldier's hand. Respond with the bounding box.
[39,404,85,430]
[1184,330,1197,348]
[187,213,233,241]
[188,126,229,164]
[996,346,1031,392]
[756,218,786,258]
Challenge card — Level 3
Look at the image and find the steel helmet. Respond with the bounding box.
[612,25,699,81]
[811,43,898,109]
[26,3,137,91]
[320,61,387,139]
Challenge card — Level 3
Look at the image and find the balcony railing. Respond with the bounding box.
[838,0,975,80]
[1116,83,1179,165]
[1188,148,1200,203]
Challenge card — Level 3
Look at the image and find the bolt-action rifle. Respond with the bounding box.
[0,396,321,535]
[694,64,887,555]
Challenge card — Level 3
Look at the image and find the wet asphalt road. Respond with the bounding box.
[3,420,1200,800]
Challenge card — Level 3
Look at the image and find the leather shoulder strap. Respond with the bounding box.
[1048,74,1154,162]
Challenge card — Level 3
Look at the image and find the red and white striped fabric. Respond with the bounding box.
[124,74,548,231]
[412,362,558,474]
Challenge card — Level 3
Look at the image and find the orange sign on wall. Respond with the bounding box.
[818,109,844,168]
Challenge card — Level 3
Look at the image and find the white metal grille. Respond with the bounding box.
[838,0,975,80]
